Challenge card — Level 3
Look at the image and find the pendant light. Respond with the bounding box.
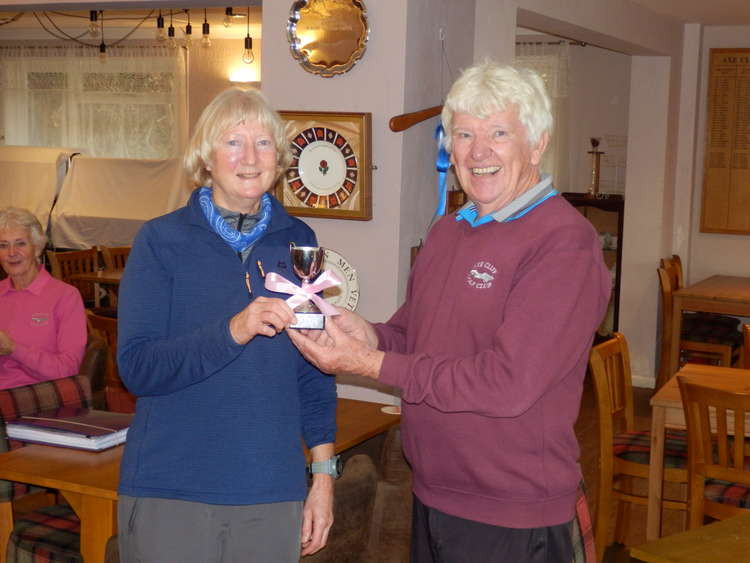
[242,6,254,64]
[88,11,99,38]
[201,9,211,49]
[99,11,107,64]
[184,10,193,49]
[167,10,177,49]
[156,10,166,42]
[224,7,234,28]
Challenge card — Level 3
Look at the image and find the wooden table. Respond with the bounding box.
[646,364,750,541]
[0,398,399,561]
[632,511,750,562]
[69,270,123,308]
[669,275,750,377]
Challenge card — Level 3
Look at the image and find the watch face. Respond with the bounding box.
[322,248,359,311]
[286,127,358,209]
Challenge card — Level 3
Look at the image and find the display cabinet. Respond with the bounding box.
[561,192,624,336]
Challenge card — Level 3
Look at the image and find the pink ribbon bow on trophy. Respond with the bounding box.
[264,271,342,316]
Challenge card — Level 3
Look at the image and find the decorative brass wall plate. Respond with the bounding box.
[287,0,369,78]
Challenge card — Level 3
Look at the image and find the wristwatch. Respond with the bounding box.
[308,455,342,479]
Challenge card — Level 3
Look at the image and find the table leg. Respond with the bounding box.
[60,491,116,563]
[669,294,683,381]
[646,405,666,541]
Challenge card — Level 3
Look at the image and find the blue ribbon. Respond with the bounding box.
[434,124,451,221]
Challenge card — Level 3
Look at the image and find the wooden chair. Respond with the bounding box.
[677,376,750,528]
[100,246,130,272]
[589,333,687,561]
[743,324,750,370]
[0,375,92,562]
[660,255,684,291]
[656,267,740,389]
[86,311,135,413]
[46,248,99,306]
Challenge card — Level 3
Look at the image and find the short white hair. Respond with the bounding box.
[0,207,47,257]
[441,60,553,151]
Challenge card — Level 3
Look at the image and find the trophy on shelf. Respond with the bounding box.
[587,137,605,197]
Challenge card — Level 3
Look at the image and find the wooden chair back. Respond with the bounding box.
[46,248,99,304]
[743,324,750,370]
[656,267,733,389]
[86,311,135,413]
[677,376,750,527]
[86,311,118,386]
[590,332,636,442]
[660,254,685,290]
[101,246,131,271]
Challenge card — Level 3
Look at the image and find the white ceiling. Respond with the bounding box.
[629,0,750,25]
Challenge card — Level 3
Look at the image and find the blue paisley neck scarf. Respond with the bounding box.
[198,186,272,252]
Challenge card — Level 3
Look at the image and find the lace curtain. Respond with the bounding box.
[0,45,187,159]
[515,41,570,191]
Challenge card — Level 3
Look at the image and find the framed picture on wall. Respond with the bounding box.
[276,110,372,220]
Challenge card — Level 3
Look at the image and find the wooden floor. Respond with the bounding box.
[576,374,686,562]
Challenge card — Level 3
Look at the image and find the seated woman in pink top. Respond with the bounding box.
[0,207,86,389]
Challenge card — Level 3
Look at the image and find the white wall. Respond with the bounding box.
[688,26,750,284]
[567,46,631,193]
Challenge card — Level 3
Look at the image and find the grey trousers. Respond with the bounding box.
[118,496,303,563]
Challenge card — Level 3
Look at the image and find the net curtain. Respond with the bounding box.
[0,44,187,160]
[515,41,570,192]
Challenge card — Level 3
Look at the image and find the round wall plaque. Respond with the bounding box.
[286,0,370,78]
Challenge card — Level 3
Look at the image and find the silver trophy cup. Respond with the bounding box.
[289,243,326,329]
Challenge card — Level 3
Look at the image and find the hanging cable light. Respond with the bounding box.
[88,11,99,38]
[156,10,166,42]
[224,7,234,28]
[242,6,254,64]
[99,10,107,63]
[167,10,177,49]
[184,10,193,49]
[201,8,211,48]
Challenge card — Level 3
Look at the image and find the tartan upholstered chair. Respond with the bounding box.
[0,375,92,563]
[678,376,750,528]
[589,333,688,560]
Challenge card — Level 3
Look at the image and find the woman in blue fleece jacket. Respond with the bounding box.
[116,88,337,562]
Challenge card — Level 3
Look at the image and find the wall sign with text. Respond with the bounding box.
[701,48,750,235]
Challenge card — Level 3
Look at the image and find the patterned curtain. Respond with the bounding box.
[515,41,570,191]
[0,45,187,159]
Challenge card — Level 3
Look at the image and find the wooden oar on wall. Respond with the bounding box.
[389,105,443,132]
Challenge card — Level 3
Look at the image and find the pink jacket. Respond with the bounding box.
[0,267,86,388]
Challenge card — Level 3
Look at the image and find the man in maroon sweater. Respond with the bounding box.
[290,61,610,562]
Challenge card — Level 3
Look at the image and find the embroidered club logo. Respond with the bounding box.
[31,313,49,326]
[467,261,496,289]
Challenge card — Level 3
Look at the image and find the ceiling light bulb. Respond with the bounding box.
[88,11,99,38]
[224,7,234,28]
[156,14,166,42]
[99,42,107,64]
[167,25,177,49]
[201,21,211,48]
[184,23,193,49]
[242,36,254,64]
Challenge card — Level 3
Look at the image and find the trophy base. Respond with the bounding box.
[290,312,325,330]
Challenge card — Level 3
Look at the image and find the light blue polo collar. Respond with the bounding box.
[455,175,557,227]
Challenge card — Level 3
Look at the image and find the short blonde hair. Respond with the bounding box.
[184,87,291,188]
[0,207,47,258]
[442,60,553,152]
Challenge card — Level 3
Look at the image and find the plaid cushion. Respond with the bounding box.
[571,481,596,563]
[0,376,91,502]
[613,430,688,468]
[6,504,81,563]
[704,479,750,509]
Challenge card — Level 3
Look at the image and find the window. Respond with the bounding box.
[0,45,187,159]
